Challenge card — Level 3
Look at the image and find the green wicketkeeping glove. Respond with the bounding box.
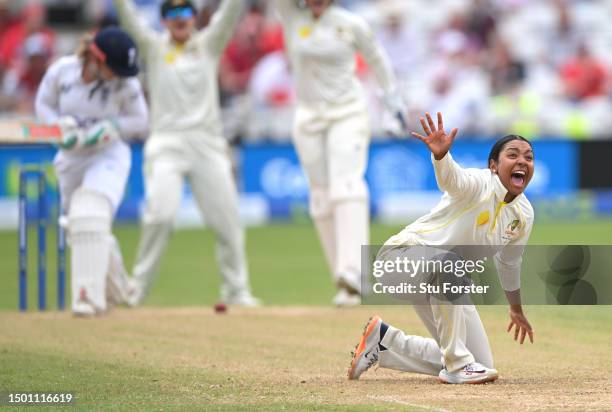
[84,119,121,147]
[57,116,82,150]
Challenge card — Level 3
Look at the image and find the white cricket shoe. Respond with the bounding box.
[438,362,499,384]
[73,301,97,317]
[73,288,104,317]
[333,289,360,307]
[107,271,136,307]
[224,291,262,307]
[124,278,142,308]
[336,274,361,295]
[348,316,382,380]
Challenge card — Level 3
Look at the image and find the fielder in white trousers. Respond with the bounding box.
[114,0,259,305]
[293,101,371,300]
[272,0,406,305]
[133,134,249,302]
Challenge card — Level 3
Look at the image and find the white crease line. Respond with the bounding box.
[368,395,452,412]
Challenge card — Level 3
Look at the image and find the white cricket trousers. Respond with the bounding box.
[379,304,494,374]
[132,132,250,299]
[54,141,130,213]
[292,100,370,291]
[375,242,495,373]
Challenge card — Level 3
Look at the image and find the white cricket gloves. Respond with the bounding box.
[382,89,408,138]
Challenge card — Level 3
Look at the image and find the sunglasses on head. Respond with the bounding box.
[165,7,194,20]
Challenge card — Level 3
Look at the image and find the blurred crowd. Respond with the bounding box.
[1,0,611,140]
[0,1,54,114]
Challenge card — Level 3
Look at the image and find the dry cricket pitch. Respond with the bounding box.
[1,306,611,411]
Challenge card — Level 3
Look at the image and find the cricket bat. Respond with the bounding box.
[0,120,62,144]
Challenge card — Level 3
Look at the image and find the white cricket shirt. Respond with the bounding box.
[35,55,148,139]
[272,1,396,107]
[385,153,534,291]
[114,0,242,138]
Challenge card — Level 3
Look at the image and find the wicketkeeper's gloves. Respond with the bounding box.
[83,119,121,148]
[57,116,83,150]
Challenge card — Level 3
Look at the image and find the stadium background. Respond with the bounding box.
[1,0,611,230]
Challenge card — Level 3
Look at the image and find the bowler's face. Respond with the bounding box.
[490,140,534,199]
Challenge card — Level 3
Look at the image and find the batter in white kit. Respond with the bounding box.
[35,27,148,316]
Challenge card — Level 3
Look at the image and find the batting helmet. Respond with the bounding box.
[91,27,139,78]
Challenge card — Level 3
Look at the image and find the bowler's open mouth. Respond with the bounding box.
[510,170,526,187]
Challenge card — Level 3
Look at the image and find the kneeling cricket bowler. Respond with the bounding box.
[349,112,535,384]
[35,27,148,316]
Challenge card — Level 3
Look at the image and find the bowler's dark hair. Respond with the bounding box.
[487,135,532,166]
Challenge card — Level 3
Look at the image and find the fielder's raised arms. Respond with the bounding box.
[0,120,62,144]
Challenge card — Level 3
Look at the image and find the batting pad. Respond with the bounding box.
[68,189,112,315]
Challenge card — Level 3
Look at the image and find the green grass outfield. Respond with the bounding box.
[1,220,611,309]
[1,220,611,411]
